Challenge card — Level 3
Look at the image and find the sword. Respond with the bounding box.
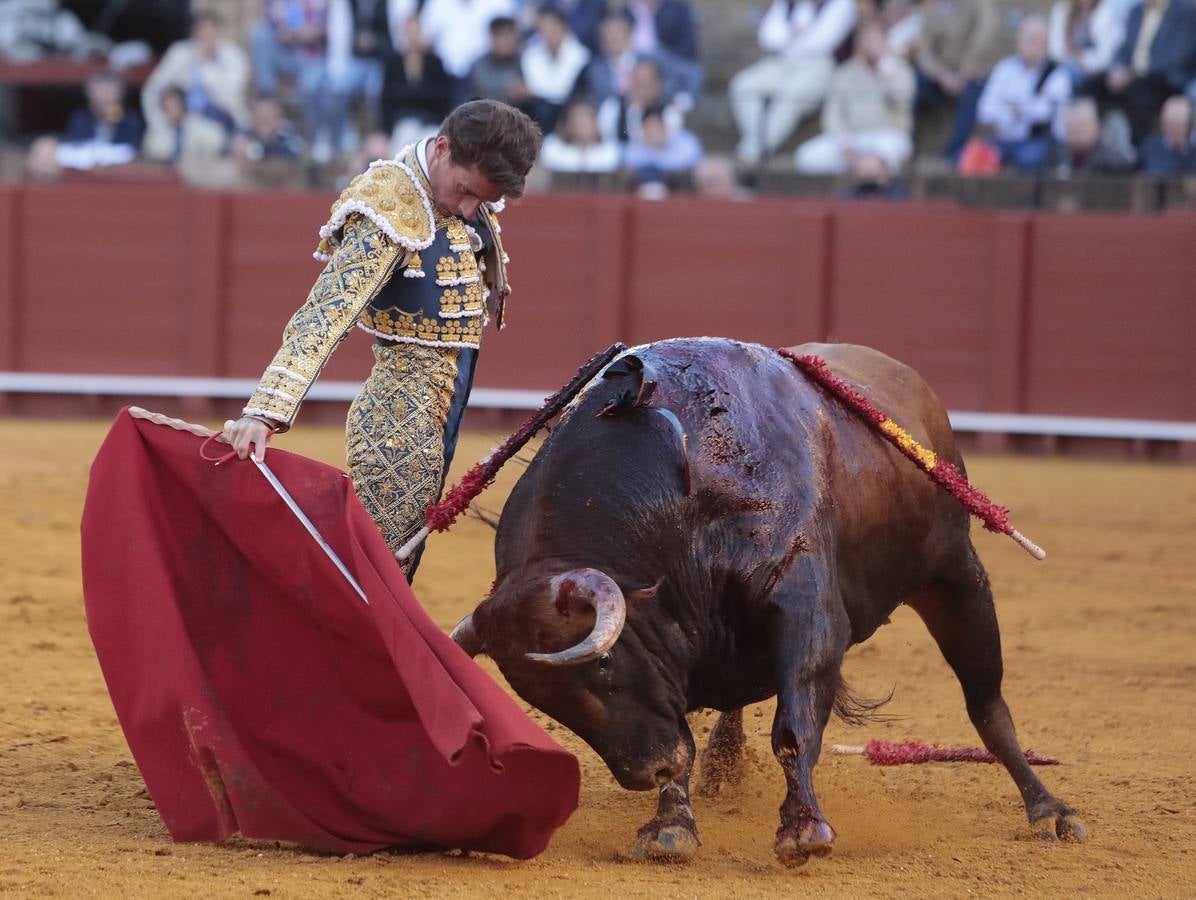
[251,457,369,606]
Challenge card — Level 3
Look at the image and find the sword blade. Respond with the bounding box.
[252,458,369,606]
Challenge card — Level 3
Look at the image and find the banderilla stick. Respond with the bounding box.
[396,342,628,560]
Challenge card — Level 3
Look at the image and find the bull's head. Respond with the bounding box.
[451,567,689,790]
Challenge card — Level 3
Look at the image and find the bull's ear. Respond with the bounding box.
[624,577,664,605]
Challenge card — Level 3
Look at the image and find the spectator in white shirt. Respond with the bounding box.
[794,20,916,175]
[522,6,592,132]
[419,0,516,81]
[1048,0,1125,84]
[729,0,858,164]
[540,99,621,173]
[977,16,1073,171]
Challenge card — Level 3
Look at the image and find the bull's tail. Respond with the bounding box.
[833,677,895,726]
[779,350,1046,561]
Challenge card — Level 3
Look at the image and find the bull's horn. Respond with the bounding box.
[526,568,627,666]
[450,613,484,658]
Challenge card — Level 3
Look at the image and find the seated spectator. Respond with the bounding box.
[334,130,394,190]
[551,0,611,53]
[623,102,701,187]
[624,0,697,62]
[883,0,923,61]
[232,97,305,161]
[540,99,621,172]
[319,0,395,161]
[248,2,327,144]
[1140,95,1196,175]
[574,12,638,107]
[64,71,144,155]
[915,0,1003,163]
[794,20,916,176]
[693,155,753,199]
[41,70,144,173]
[231,97,305,189]
[142,12,249,164]
[381,16,454,148]
[622,0,702,105]
[522,6,592,132]
[840,152,911,199]
[142,87,187,163]
[1050,96,1137,174]
[976,16,1073,172]
[420,0,517,82]
[26,137,63,182]
[1048,0,1125,85]
[597,57,684,145]
[468,16,533,108]
[1084,0,1196,146]
[729,0,858,164]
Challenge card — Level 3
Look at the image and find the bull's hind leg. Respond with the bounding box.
[696,709,747,797]
[907,545,1088,842]
[631,720,701,861]
[771,562,849,866]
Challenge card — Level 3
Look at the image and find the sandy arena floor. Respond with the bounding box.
[1,417,1194,898]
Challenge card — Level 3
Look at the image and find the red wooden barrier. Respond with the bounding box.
[1,183,1193,422]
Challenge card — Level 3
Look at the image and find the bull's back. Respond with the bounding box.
[786,342,959,464]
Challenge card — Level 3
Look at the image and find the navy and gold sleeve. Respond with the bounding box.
[243,216,404,430]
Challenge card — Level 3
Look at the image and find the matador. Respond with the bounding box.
[223,101,542,577]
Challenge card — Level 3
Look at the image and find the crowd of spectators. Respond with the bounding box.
[7,0,1196,198]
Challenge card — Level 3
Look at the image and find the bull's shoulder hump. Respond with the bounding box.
[787,342,924,386]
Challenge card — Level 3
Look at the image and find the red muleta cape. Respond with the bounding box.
[81,408,579,858]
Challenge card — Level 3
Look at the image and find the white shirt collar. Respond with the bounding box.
[415,137,431,179]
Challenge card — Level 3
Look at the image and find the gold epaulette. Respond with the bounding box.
[314,159,436,261]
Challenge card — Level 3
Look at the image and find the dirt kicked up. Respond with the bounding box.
[1,418,1194,898]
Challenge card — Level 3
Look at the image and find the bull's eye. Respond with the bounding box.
[597,653,612,671]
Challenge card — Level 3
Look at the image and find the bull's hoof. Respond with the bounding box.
[774,818,836,868]
[1029,800,1088,843]
[631,821,701,862]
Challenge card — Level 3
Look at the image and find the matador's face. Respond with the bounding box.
[426,135,503,221]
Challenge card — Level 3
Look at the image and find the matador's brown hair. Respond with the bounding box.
[440,100,542,199]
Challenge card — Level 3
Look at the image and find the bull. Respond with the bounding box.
[450,338,1087,865]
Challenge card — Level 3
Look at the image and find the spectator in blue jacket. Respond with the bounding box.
[1140,94,1196,174]
[622,0,702,104]
[624,0,697,60]
[1086,0,1196,145]
[65,71,144,151]
[548,0,610,53]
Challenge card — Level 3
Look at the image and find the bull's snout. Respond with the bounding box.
[608,739,691,791]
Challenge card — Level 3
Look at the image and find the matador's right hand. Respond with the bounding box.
[220,416,274,462]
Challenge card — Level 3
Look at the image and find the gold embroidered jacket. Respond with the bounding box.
[243,149,510,430]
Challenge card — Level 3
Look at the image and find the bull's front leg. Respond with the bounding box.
[770,572,848,867]
[630,720,700,861]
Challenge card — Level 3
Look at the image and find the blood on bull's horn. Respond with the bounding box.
[449,613,484,657]
[526,568,627,666]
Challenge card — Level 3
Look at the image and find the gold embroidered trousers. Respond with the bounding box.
[345,342,460,573]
